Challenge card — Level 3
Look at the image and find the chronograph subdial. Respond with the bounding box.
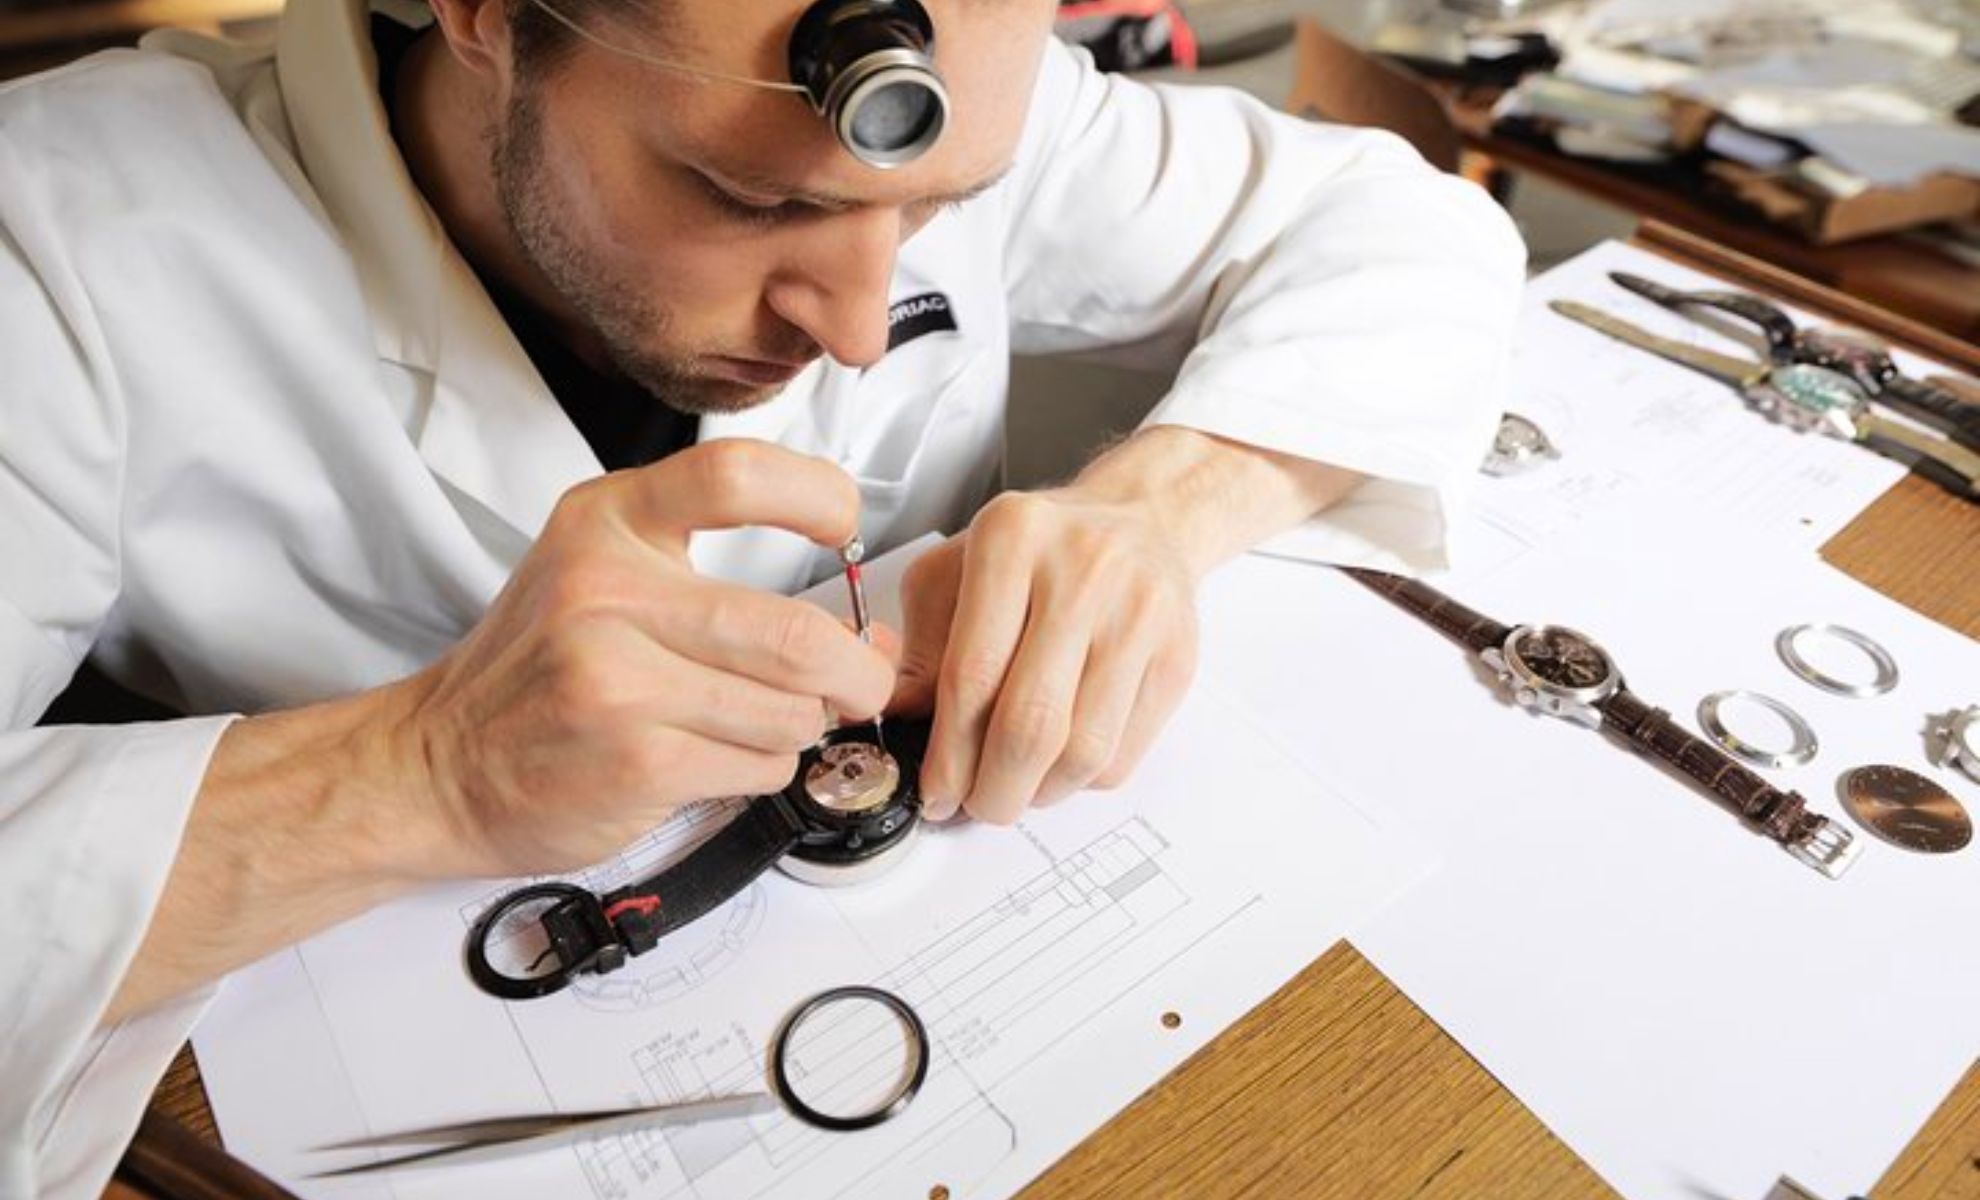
[1484,625,1623,727]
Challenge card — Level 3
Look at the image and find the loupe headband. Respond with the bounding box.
[522,0,948,168]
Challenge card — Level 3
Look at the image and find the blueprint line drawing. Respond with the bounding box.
[195,663,1431,1200]
[551,817,1186,1200]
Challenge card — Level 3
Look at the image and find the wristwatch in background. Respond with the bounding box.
[1609,270,1980,454]
[1344,568,1860,878]
[1552,299,1980,504]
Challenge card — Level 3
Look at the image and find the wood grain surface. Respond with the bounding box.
[131,272,1980,1199]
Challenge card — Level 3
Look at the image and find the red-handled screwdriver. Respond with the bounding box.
[840,536,886,750]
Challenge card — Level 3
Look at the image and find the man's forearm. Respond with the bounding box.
[105,681,433,1023]
[1065,424,1364,578]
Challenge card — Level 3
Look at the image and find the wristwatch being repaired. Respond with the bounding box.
[1344,569,1860,878]
[468,720,929,1000]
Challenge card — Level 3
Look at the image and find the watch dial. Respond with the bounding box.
[1770,364,1867,415]
[1512,627,1614,691]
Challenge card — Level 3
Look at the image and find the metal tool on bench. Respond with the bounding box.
[1608,271,1980,455]
[314,1093,778,1176]
[1551,299,1980,505]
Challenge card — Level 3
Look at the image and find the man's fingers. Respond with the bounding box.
[866,622,905,672]
[642,727,801,804]
[922,533,1032,820]
[577,439,863,551]
[1090,643,1196,791]
[964,606,1096,824]
[644,645,834,753]
[890,549,962,717]
[1033,638,1147,807]
[651,582,895,719]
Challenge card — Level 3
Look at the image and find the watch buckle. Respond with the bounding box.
[1784,819,1860,879]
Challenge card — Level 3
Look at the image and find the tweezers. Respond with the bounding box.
[312,1092,778,1176]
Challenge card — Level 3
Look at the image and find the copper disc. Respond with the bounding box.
[1839,765,1972,854]
[803,743,900,815]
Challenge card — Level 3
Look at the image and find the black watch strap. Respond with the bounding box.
[600,795,807,954]
[1343,568,1513,655]
[1608,271,1799,360]
[1883,375,1980,454]
[468,794,806,999]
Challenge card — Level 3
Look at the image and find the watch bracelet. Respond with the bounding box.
[1883,375,1980,454]
[1595,689,1827,847]
[1342,568,1511,655]
[1855,410,1980,498]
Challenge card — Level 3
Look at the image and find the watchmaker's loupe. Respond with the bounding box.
[791,0,949,168]
[526,0,948,168]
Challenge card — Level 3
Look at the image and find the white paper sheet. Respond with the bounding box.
[1202,243,1980,1200]
[193,538,1433,1200]
[1200,547,1980,1200]
[1445,241,1932,582]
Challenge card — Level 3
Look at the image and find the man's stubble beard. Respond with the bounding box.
[491,80,775,417]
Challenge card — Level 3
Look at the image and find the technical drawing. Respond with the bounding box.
[573,1024,767,1200]
[564,817,1186,1200]
[572,884,767,1014]
[460,796,769,1006]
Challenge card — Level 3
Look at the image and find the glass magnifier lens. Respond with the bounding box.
[844,75,946,160]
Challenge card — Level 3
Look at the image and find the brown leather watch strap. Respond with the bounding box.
[1343,568,1513,655]
[1594,689,1828,845]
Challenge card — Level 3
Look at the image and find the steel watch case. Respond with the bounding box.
[1482,624,1623,728]
[1929,705,1980,785]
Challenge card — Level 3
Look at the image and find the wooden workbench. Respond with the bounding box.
[120,229,1980,1200]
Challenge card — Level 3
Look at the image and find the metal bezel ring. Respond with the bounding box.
[1776,624,1899,697]
[772,985,929,1132]
[1697,690,1819,770]
[465,882,594,1000]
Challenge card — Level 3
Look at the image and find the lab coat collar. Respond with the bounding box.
[275,0,602,539]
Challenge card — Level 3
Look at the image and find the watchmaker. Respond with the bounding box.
[0,0,1524,1193]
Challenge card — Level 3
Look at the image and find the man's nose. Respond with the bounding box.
[765,208,900,370]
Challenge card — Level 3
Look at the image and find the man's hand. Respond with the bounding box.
[892,426,1362,825]
[402,439,895,876]
[892,488,1199,824]
[108,439,895,1021]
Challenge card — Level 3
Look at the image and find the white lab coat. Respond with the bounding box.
[0,0,1523,1193]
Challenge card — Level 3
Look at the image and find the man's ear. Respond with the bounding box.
[425,0,516,81]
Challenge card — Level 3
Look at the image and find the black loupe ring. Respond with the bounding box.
[772,985,930,1131]
[790,0,949,168]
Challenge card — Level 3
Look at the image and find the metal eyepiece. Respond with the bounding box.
[790,0,949,168]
